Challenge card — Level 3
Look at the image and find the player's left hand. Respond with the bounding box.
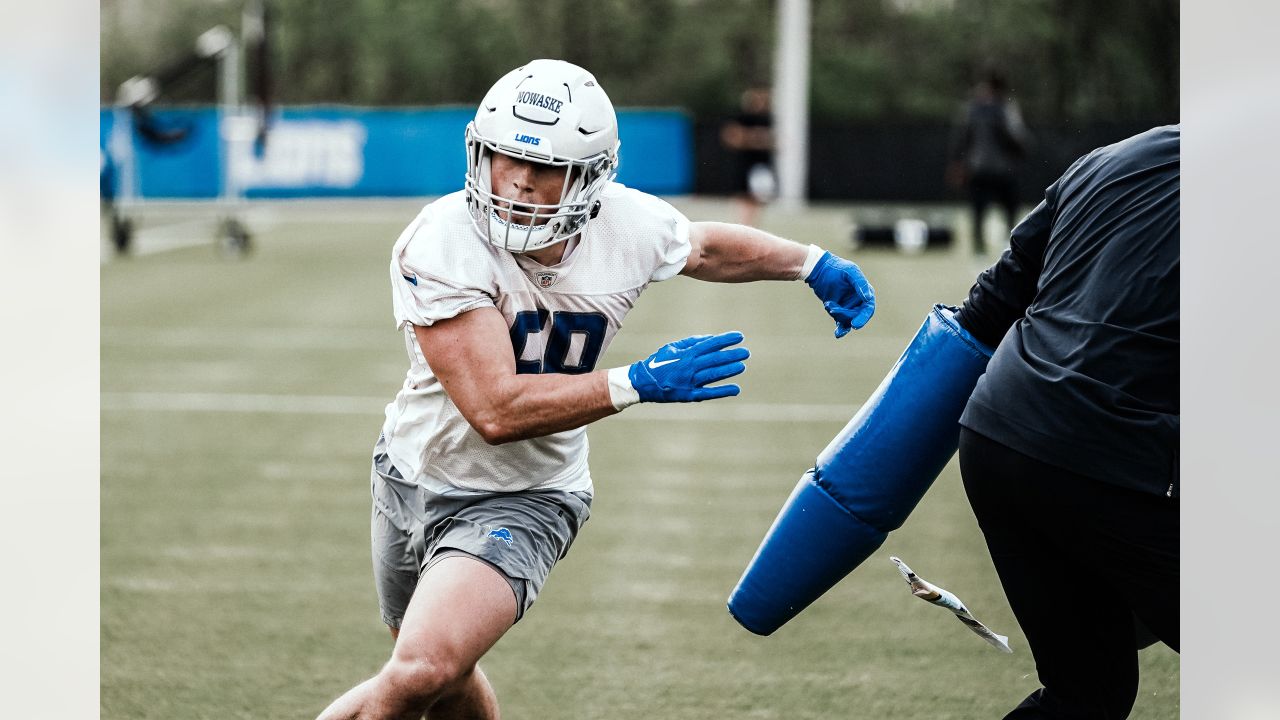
[805,251,875,337]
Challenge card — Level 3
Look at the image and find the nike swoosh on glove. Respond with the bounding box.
[628,331,750,403]
[805,251,876,338]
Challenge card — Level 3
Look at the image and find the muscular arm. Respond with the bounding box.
[413,307,616,445]
[681,221,875,335]
[680,221,809,282]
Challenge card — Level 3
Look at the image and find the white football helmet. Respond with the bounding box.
[464,59,620,253]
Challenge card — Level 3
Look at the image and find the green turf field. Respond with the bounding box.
[101,199,1178,719]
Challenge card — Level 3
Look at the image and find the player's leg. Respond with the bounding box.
[1009,437,1179,654]
[382,582,503,719]
[318,467,591,720]
[316,555,516,720]
[426,661,500,719]
[981,528,1139,718]
[738,196,762,228]
[969,176,991,254]
[384,555,512,718]
[1065,471,1180,652]
[959,429,1141,719]
[318,439,503,720]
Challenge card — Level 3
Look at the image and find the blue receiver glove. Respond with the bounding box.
[805,251,876,338]
[628,332,750,403]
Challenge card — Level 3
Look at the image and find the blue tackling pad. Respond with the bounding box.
[727,304,994,636]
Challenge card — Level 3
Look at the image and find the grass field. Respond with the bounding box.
[101,198,1178,719]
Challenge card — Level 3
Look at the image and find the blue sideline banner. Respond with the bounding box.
[100,106,693,199]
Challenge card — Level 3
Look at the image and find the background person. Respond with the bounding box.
[947,66,1032,255]
[720,85,775,227]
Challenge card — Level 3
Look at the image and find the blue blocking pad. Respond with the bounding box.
[727,470,888,636]
[814,304,994,530]
[727,304,994,636]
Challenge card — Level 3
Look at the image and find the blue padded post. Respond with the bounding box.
[727,304,993,636]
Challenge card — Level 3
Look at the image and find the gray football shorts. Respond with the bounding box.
[369,437,592,628]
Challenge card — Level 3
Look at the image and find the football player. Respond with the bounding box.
[316,59,875,720]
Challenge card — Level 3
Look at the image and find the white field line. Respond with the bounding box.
[101,391,859,423]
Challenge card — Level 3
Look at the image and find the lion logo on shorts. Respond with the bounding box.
[487,527,514,547]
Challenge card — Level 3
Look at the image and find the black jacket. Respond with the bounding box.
[956,125,1180,498]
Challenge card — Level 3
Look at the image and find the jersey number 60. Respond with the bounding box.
[509,310,607,375]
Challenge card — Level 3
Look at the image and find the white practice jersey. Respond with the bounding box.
[382,182,690,496]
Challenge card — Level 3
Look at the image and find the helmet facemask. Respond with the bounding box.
[465,123,617,253]
[463,59,621,253]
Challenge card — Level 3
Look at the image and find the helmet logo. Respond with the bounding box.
[513,133,541,146]
[516,91,564,114]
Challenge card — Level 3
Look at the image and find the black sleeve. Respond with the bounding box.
[954,185,1056,347]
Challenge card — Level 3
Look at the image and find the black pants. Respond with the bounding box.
[968,172,1019,253]
[958,428,1179,719]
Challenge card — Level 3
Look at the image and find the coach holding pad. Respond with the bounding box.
[954,125,1178,719]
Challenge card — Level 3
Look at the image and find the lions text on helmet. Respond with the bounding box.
[464,59,620,253]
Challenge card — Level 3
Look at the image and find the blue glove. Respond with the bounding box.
[805,251,876,338]
[628,332,750,403]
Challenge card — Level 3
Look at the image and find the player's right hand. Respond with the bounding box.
[805,251,876,338]
[628,332,749,403]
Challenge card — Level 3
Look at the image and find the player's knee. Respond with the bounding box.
[381,654,470,704]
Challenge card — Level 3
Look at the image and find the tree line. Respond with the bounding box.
[101,0,1177,124]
